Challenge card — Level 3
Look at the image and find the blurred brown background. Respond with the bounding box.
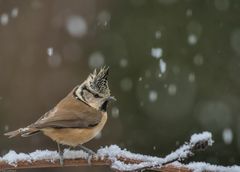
[0,0,240,171]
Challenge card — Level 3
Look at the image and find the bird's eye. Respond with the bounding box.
[93,93,101,98]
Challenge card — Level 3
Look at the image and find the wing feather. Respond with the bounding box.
[32,87,102,129]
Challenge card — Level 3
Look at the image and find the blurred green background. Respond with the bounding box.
[0,0,240,171]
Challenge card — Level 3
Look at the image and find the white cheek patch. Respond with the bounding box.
[84,90,92,100]
[75,86,82,98]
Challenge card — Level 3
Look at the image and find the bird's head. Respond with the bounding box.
[75,67,116,111]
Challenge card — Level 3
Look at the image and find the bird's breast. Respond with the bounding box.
[42,112,107,147]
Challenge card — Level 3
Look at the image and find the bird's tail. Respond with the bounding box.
[4,127,40,138]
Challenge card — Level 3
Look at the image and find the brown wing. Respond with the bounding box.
[32,87,102,129]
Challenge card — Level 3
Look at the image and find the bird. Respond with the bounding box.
[4,66,116,165]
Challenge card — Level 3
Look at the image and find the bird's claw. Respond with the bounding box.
[59,154,64,166]
[87,154,93,165]
[87,152,99,165]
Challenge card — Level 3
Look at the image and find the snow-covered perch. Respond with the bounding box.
[0,132,237,172]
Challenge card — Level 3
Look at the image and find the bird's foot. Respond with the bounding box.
[87,154,93,165]
[78,145,97,165]
[86,149,96,155]
[59,154,64,166]
[87,153,99,165]
[80,145,96,155]
[57,143,64,166]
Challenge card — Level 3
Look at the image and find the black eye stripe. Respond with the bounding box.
[82,86,103,98]
[93,94,101,98]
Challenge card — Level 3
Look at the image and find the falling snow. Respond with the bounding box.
[88,52,105,69]
[159,59,167,73]
[149,90,158,102]
[155,30,161,39]
[188,34,198,45]
[66,15,87,38]
[0,13,9,26]
[97,10,111,27]
[193,54,204,66]
[111,106,120,118]
[11,8,19,18]
[119,58,128,68]
[188,73,195,83]
[0,1,239,170]
[222,128,233,145]
[168,84,177,96]
[47,47,53,56]
[186,9,193,17]
[151,48,162,59]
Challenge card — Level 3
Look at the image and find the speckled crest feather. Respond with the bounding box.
[87,66,110,97]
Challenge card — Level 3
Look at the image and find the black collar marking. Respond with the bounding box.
[100,100,108,112]
[73,86,90,107]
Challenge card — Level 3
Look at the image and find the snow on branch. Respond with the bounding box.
[0,131,238,172]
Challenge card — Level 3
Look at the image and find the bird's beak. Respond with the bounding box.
[108,96,116,102]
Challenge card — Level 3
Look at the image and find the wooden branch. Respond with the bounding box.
[1,132,225,172]
[0,155,191,172]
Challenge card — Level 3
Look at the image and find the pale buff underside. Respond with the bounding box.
[41,113,107,147]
